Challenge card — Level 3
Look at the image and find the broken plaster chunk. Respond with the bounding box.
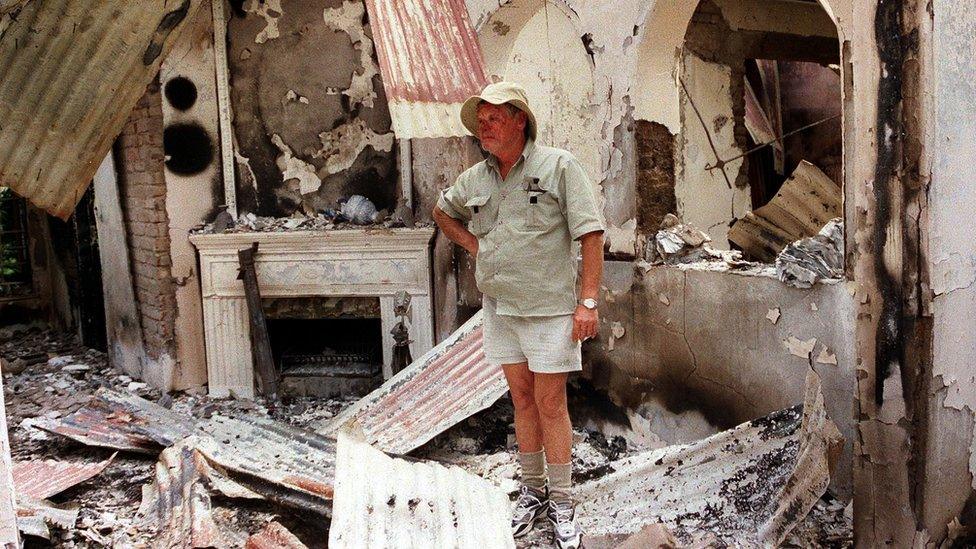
[810,302,819,312]
[284,90,309,105]
[766,308,781,324]
[815,346,837,366]
[607,218,637,256]
[784,336,817,359]
[658,293,670,306]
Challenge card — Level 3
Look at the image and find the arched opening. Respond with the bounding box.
[634,0,845,258]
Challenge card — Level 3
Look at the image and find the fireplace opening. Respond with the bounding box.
[263,297,384,398]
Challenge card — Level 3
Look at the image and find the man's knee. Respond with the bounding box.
[503,364,536,411]
[533,386,568,420]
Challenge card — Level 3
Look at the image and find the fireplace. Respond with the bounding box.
[189,228,435,398]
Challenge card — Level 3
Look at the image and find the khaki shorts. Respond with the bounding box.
[482,296,582,374]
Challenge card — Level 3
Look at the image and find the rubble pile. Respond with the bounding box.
[776,218,845,289]
[192,195,431,234]
[639,214,772,277]
[2,326,851,547]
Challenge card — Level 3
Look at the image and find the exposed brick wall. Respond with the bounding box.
[635,120,677,234]
[114,79,177,362]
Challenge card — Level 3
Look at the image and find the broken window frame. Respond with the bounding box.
[0,187,34,300]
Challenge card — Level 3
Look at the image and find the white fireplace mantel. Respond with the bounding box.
[190,228,436,398]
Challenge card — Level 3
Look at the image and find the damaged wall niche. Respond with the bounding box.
[227,0,396,217]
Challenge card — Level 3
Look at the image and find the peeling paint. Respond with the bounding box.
[245,0,282,44]
[322,0,378,109]
[314,119,394,175]
[271,134,322,195]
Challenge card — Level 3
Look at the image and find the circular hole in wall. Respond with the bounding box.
[163,123,214,176]
[164,76,198,111]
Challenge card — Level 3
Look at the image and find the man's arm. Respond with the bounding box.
[433,206,479,256]
[573,230,603,341]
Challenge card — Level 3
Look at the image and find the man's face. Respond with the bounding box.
[476,102,526,155]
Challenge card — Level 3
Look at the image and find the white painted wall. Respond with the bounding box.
[677,53,751,248]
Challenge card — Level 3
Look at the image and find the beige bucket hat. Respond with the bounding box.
[460,81,537,140]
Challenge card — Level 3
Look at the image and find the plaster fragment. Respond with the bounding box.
[234,149,260,196]
[271,134,322,195]
[607,218,637,255]
[314,119,394,175]
[879,372,907,425]
[245,0,282,44]
[658,293,670,306]
[810,302,819,311]
[784,336,817,359]
[766,308,781,324]
[284,90,309,105]
[815,346,837,366]
[611,322,625,339]
[322,0,379,109]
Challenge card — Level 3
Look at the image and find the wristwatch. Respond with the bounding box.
[580,298,598,310]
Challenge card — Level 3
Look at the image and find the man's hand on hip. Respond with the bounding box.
[572,305,598,342]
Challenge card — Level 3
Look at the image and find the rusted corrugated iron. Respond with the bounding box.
[12,454,115,500]
[139,438,253,548]
[323,310,508,455]
[329,432,515,548]
[245,522,308,549]
[34,388,195,452]
[40,389,336,514]
[194,414,335,514]
[0,0,204,219]
[362,0,489,138]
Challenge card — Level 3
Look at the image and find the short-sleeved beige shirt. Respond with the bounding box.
[437,140,605,317]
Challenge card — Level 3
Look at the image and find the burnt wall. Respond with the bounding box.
[635,120,677,234]
[226,0,397,217]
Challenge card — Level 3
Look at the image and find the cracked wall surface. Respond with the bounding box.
[227,0,396,217]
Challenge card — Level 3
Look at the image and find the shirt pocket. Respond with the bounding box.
[465,195,494,236]
[523,185,561,231]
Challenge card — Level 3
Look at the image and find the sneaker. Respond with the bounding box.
[548,499,583,549]
[511,484,549,538]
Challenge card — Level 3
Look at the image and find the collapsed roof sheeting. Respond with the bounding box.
[0,0,204,219]
[577,369,843,545]
[728,160,842,262]
[329,432,515,548]
[38,389,337,514]
[322,310,509,455]
[362,0,489,138]
[12,454,115,500]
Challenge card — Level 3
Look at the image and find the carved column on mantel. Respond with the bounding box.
[190,228,436,398]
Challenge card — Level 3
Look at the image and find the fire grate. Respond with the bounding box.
[280,347,380,379]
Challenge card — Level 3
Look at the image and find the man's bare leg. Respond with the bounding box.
[533,372,572,463]
[503,362,550,538]
[502,362,543,452]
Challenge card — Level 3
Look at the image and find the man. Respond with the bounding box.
[433,81,604,549]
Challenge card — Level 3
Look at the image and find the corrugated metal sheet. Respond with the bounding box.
[12,454,115,500]
[576,370,841,545]
[39,389,337,514]
[323,310,508,455]
[0,0,204,219]
[195,414,336,514]
[363,0,489,138]
[728,160,842,261]
[329,432,515,548]
[140,439,240,549]
[245,522,309,549]
[34,388,196,452]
